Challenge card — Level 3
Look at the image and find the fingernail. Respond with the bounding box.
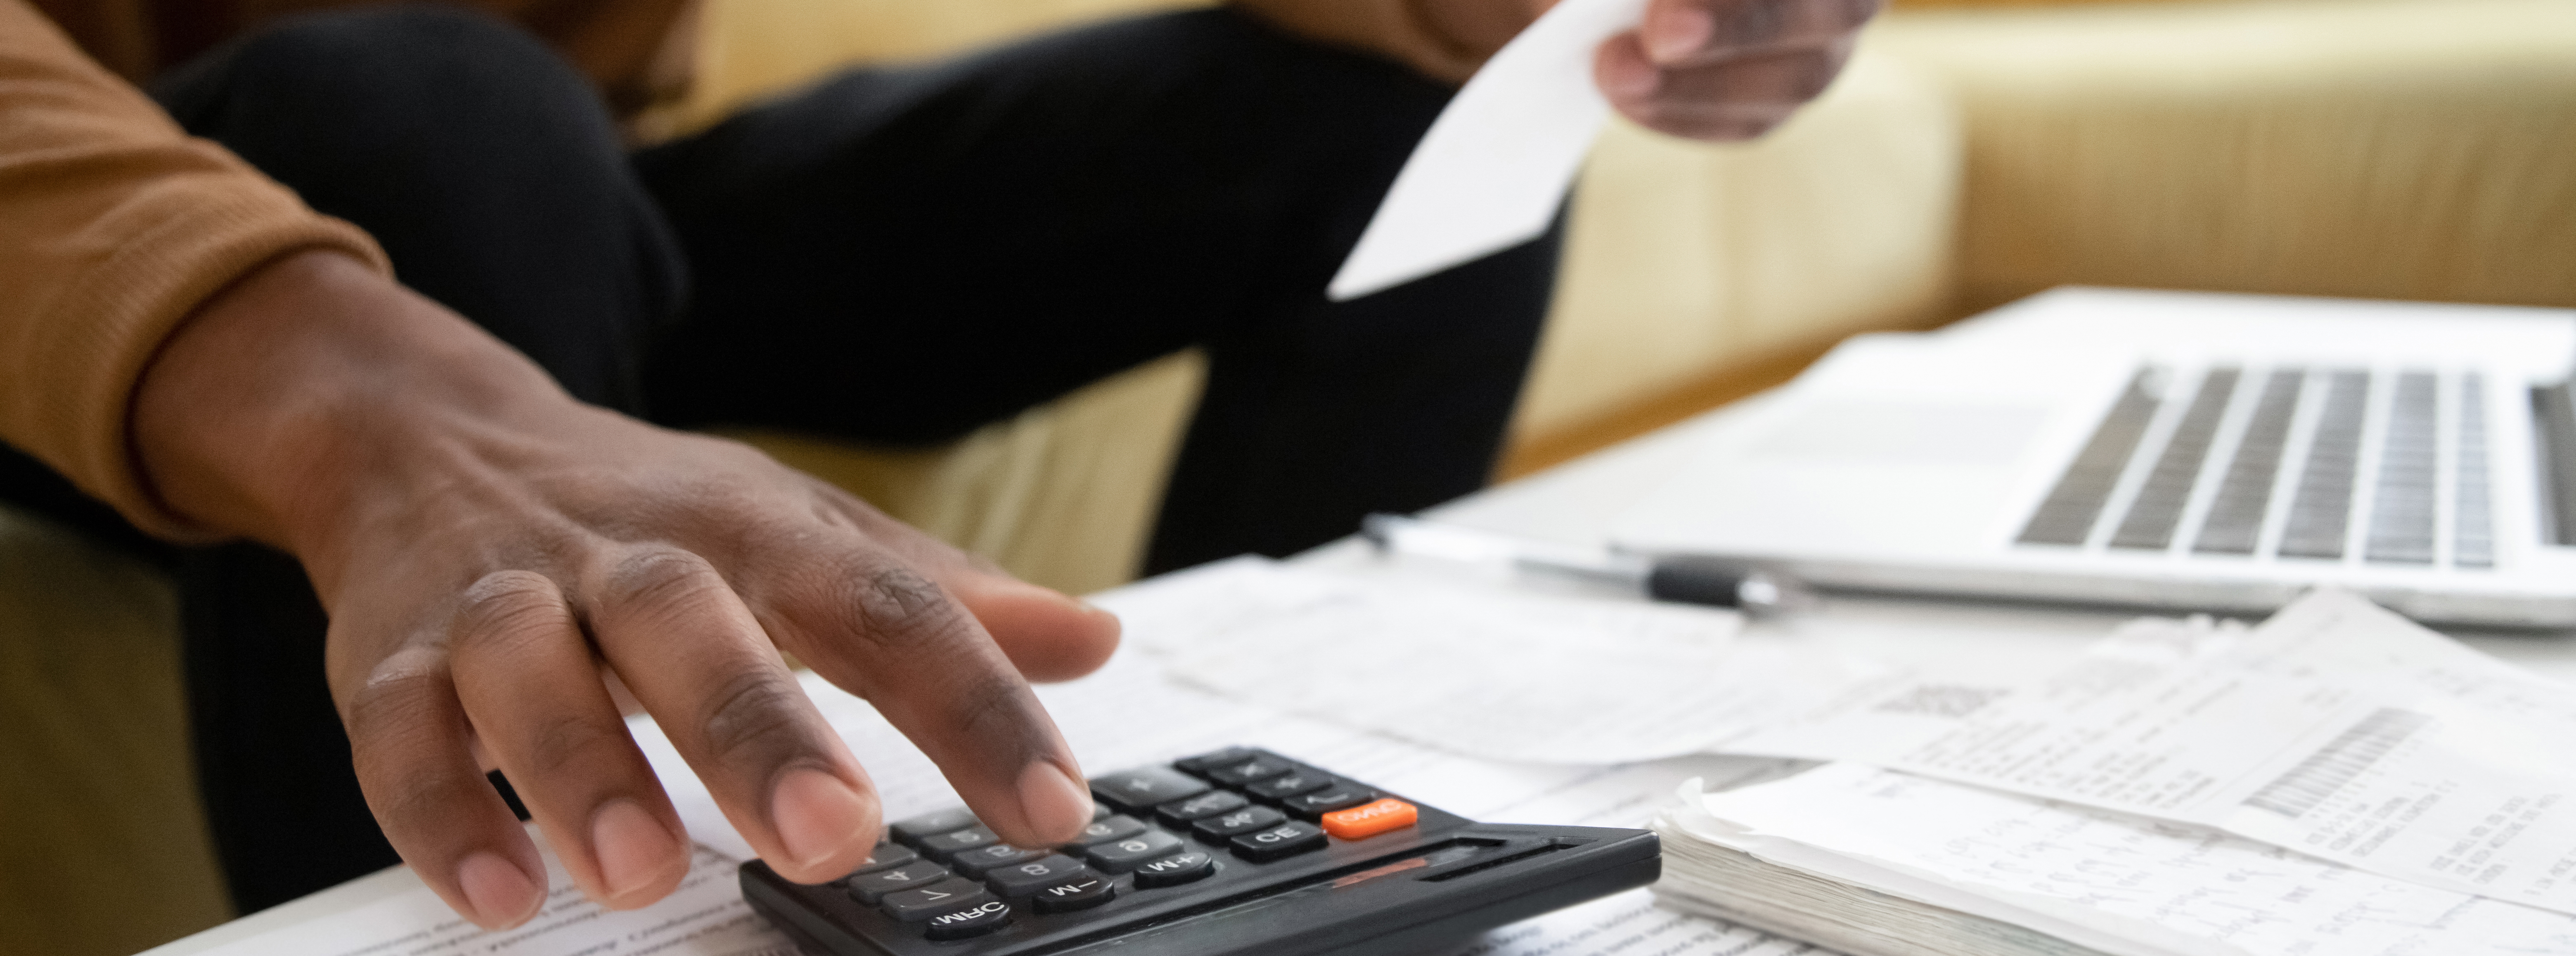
[591,799,681,903]
[457,851,542,928]
[1018,761,1094,843]
[772,767,873,871]
[1645,7,1712,62]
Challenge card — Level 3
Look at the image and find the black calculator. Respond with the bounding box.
[740,746,1661,956]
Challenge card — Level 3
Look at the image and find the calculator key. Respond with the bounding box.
[1204,756,1297,787]
[1132,851,1217,889]
[1030,874,1117,914]
[1320,799,1418,840]
[849,842,920,876]
[1082,829,1186,873]
[949,842,1050,878]
[984,854,1092,897]
[1245,770,1334,802]
[1090,767,1210,812]
[1066,814,1148,847]
[916,825,1001,861]
[1283,786,1378,819]
[847,861,952,904]
[1173,747,1262,776]
[1230,821,1328,863]
[922,899,1012,941]
[1156,789,1248,826]
[882,877,994,922]
[890,808,981,845]
[1092,802,1111,822]
[1191,805,1286,840]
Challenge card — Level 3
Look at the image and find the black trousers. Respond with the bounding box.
[0,4,1560,912]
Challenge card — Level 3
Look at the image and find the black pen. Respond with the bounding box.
[1359,513,1814,616]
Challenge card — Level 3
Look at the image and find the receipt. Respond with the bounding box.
[196,837,795,956]
[1094,557,1866,764]
[1677,762,2576,956]
[1721,590,2576,915]
[1327,0,1649,300]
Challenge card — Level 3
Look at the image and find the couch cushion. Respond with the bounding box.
[1875,0,2576,314]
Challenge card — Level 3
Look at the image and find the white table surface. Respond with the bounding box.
[146,389,2576,956]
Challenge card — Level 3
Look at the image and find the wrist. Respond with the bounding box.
[131,250,571,577]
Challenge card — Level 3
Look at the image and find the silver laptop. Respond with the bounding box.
[1609,288,2576,627]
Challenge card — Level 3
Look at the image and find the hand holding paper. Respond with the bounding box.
[1330,0,1880,299]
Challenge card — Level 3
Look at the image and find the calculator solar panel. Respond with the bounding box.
[740,747,1662,956]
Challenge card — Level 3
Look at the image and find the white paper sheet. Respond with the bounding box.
[195,835,796,956]
[1326,0,1649,300]
[628,561,1845,956]
[1676,762,2576,956]
[1718,590,2576,916]
[1094,556,1867,763]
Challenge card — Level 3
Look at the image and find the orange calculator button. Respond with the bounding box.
[1320,799,1418,840]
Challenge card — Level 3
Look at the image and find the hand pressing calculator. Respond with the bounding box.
[740,746,1661,956]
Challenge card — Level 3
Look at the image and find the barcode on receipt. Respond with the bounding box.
[2243,708,2433,818]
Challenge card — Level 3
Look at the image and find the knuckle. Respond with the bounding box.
[602,546,729,615]
[346,654,452,745]
[840,563,967,652]
[698,669,809,767]
[452,570,571,655]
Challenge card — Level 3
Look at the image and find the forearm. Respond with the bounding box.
[0,0,389,538]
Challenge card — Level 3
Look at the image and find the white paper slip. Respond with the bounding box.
[195,833,794,956]
[1674,762,2576,956]
[1326,0,1650,301]
[1099,556,1868,764]
[629,596,1839,956]
[1719,589,2576,916]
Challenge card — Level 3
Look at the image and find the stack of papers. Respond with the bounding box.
[1655,589,2576,956]
[1108,557,1871,763]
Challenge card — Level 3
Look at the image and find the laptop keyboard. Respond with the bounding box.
[2017,365,2496,568]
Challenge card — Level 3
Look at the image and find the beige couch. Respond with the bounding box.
[7,0,2572,952]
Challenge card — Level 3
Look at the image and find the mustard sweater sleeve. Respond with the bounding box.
[1233,0,1549,84]
[0,0,390,540]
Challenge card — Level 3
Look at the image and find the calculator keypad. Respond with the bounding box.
[828,747,1423,942]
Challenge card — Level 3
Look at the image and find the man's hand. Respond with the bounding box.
[1596,0,1881,140]
[133,251,1120,928]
